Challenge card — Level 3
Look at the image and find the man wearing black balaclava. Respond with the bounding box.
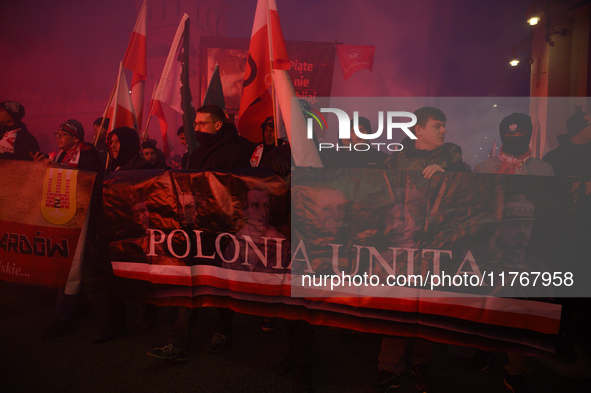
[474,113,554,175]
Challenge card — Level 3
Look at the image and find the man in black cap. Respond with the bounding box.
[34,119,102,173]
[0,100,40,161]
[543,111,591,178]
[33,119,102,339]
[142,140,168,169]
[474,113,553,175]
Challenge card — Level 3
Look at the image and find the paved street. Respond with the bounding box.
[1,281,590,393]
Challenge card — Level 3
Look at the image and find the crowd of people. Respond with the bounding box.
[1,98,590,393]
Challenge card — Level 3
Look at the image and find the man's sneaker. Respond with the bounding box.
[39,320,73,340]
[367,370,402,392]
[472,349,491,371]
[147,343,189,362]
[411,364,431,392]
[262,318,276,332]
[91,326,127,344]
[206,333,231,353]
[503,373,531,393]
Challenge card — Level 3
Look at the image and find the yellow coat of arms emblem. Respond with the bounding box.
[41,168,78,225]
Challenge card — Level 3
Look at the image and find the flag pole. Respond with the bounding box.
[104,63,124,171]
[93,83,116,146]
[141,82,159,143]
[267,0,279,147]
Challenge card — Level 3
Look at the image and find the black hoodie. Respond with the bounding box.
[188,123,254,170]
[107,127,152,172]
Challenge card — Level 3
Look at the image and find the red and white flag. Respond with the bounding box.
[107,62,138,133]
[149,88,170,157]
[150,14,190,157]
[336,44,375,81]
[122,0,147,131]
[273,70,322,167]
[238,0,290,143]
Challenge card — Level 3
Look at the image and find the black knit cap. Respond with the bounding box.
[499,113,532,136]
[350,116,372,134]
[0,101,25,122]
[260,116,274,129]
[59,119,85,140]
[566,112,591,136]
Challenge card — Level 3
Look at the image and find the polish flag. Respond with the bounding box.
[150,14,190,157]
[336,44,375,81]
[238,0,290,143]
[122,0,147,130]
[150,96,170,157]
[273,70,322,167]
[108,62,139,133]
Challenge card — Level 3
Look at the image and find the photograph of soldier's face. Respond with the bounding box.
[497,219,533,251]
[383,203,420,246]
[313,189,347,236]
[132,201,150,232]
[243,189,271,232]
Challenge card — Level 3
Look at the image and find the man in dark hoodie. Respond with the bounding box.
[107,126,152,172]
[91,126,154,344]
[0,100,40,161]
[384,106,469,178]
[543,111,591,179]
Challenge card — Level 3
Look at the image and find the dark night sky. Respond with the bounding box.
[0,0,533,157]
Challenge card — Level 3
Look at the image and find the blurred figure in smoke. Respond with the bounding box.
[92,117,110,167]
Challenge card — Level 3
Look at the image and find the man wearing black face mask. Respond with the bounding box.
[474,113,554,175]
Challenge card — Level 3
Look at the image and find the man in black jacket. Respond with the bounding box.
[148,105,253,361]
[543,111,591,179]
[188,104,253,169]
[0,100,40,161]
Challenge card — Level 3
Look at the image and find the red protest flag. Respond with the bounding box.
[122,0,147,131]
[238,0,290,143]
[336,44,375,81]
